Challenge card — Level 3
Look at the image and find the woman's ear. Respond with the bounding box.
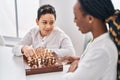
[87,15,94,24]
[36,18,39,25]
[86,15,94,30]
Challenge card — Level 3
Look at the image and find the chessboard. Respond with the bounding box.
[23,48,63,75]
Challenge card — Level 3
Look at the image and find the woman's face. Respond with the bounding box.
[36,13,55,37]
[73,2,91,33]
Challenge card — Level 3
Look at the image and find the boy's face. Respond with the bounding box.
[36,13,55,37]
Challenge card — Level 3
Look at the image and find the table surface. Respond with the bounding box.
[0,46,69,80]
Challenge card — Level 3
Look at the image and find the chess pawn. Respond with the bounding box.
[41,58,46,67]
[37,53,40,58]
[52,57,56,65]
[48,58,52,66]
[27,62,31,66]
[45,49,50,57]
[41,48,44,55]
[32,64,38,69]
[36,47,43,57]
[38,59,42,68]
[27,57,32,66]
[45,58,49,66]
[41,48,44,58]
[40,58,43,65]
[49,50,53,57]
[29,59,35,67]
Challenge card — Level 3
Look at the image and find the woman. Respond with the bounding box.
[12,4,75,58]
[63,0,120,80]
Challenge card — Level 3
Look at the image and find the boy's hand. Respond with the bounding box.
[21,45,36,57]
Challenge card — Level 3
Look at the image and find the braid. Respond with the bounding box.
[78,0,120,79]
[106,10,120,80]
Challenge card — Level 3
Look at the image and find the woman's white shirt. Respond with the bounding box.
[63,32,118,80]
[12,27,75,57]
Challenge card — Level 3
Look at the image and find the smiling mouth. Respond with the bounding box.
[45,30,51,32]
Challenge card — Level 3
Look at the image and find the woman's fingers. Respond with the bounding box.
[67,60,79,72]
[60,56,79,63]
[60,56,72,62]
[66,61,73,64]
[73,57,80,60]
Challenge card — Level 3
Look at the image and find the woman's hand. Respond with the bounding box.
[21,45,36,57]
[60,56,80,72]
[67,60,79,72]
[60,56,80,64]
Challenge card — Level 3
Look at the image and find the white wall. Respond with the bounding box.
[112,0,120,9]
[40,0,120,56]
[40,0,85,56]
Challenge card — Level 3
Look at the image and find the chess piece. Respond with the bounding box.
[52,57,56,65]
[32,64,37,69]
[26,48,59,68]
[24,48,63,75]
[38,58,42,68]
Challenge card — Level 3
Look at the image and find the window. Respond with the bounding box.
[0,0,39,38]
[17,0,39,37]
[0,0,16,37]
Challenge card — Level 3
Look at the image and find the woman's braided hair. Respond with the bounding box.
[78,0,120,79]
[106,10,120,80]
